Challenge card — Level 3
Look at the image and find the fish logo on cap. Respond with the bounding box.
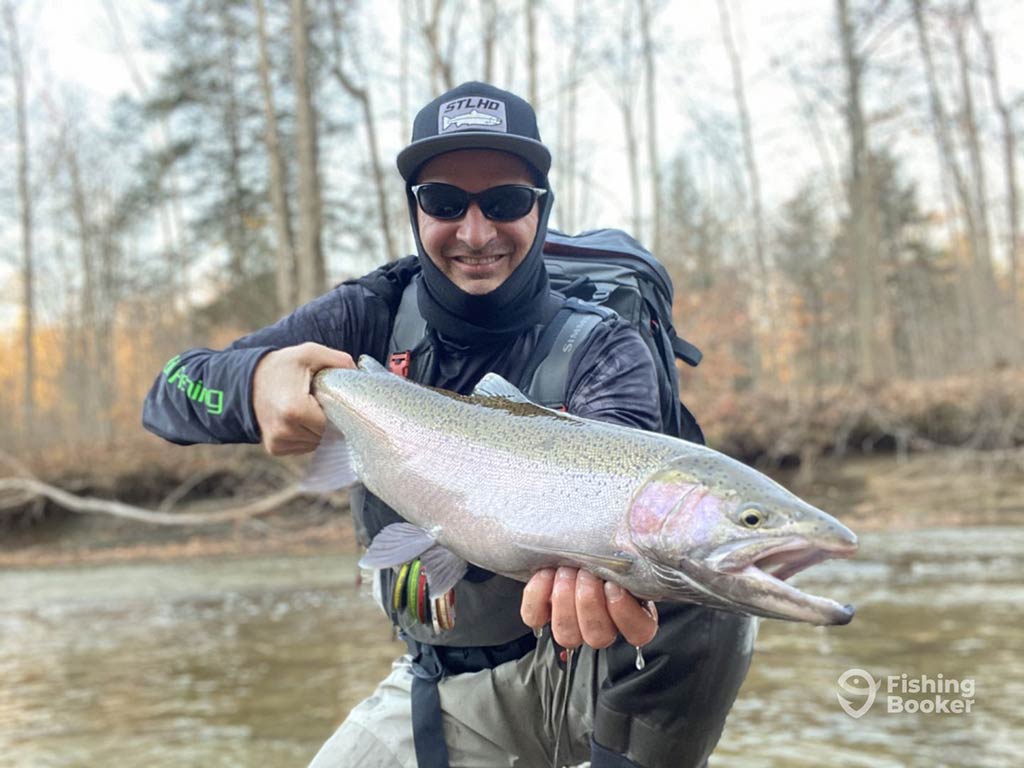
[438,97,507,134]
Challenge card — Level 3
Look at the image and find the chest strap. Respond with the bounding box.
[389,279,427,376]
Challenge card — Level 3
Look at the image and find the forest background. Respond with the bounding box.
[1,0,1022,535]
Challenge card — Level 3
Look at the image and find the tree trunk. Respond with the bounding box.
[4,2,35,441]
[418,0,454,92]
[326,0,398,266]
[102,0,192,336]
[638,0,661,256]
[953,15,1000,339]
[836,0,881,383]
[562,0,583,233]
[912,0,994,368]
[291,0,325,302]
[219,2,247,281]
[972,1,1021,354]
[95,189,118,445]
[717,0,768,290]
[66,146,100,436]
[525,0,538,107]
[718,0,773,382]
[622,95,642,238]
[255,0,297,314]
[480,0,497,83]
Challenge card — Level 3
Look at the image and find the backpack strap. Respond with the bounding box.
[523,298,610,408]
[669,328,703,367]
[388,279,428,376]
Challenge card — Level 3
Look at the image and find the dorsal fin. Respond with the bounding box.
[470,373,534,404]
[358,355,388,374]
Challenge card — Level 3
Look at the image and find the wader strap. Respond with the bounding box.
[390,279,427,357]
[525,300,605,408]
[403,632,538,768]
[408,641,450,768]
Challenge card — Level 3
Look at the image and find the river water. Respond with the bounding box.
[2,462,1023,767]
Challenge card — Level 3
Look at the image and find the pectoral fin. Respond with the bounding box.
[359,523,436,568]
[420,545,469,598]
[301,423,359,492]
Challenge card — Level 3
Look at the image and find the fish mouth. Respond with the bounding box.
[705,535,858,625]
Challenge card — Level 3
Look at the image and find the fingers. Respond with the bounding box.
[605,582,659,647]
[574,570,617,649]
[253,344,355,457]
[550,567,583,648]
[297,342,356,372]
[520,568,555,629]
[522,567,659,651]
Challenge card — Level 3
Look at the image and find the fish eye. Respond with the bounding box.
[740,507,765,528]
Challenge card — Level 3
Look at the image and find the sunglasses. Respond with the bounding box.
[410,183,546,222]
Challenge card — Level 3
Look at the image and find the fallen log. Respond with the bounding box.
[0,477,322,526]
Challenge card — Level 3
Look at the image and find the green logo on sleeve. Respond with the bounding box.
[163,355,225,416]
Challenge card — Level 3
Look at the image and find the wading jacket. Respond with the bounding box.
[142,258,752,768]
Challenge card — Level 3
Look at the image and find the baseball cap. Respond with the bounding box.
[397,81,551,183]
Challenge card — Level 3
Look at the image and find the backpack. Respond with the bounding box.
[387,228,705,444]
[537,228,704,444]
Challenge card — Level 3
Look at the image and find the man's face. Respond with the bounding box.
[415,149,541,295]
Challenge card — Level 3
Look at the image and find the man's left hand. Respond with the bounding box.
[520,567,658,649]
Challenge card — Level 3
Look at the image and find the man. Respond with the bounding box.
[143,82,753,768]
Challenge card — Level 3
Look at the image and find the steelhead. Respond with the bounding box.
[307,356,858,626]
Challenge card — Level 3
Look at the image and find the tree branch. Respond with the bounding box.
[0,478,331,526]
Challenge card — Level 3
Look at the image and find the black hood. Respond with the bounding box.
[407,182,555,346]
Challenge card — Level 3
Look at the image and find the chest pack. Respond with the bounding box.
[388,228,705,443]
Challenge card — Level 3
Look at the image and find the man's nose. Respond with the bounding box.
[456,203,497,249]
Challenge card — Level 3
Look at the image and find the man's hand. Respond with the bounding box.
[253,342,356,456]
[520,567,658,649]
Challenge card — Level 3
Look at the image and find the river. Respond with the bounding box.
[2,456,1023,767]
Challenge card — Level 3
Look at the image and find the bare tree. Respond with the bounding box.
[717,0,768,291]
[638,0,661,256]
[291,0,325,302]
[605,0,643,238]
[836,0,884,383]
[911,0,997,367]
[971,0,1021,354]
[556,0,585,234]
[102,0,192,333]
[3,1,35,440]
[525,0,538,107]
[219,2,248,280]
[479,0,497,82]
[67,135,100,435]
[255,0,296,313]
[951,9,1003,358]
[417,0,455,91]
[326,0,398,266]
[718,0,775,382]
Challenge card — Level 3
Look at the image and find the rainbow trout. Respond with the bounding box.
[307,356,858,625]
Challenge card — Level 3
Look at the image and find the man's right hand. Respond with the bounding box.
[252,342,355,455]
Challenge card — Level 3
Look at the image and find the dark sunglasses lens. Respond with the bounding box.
[479,187,536,221]
[417,185,468,219]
